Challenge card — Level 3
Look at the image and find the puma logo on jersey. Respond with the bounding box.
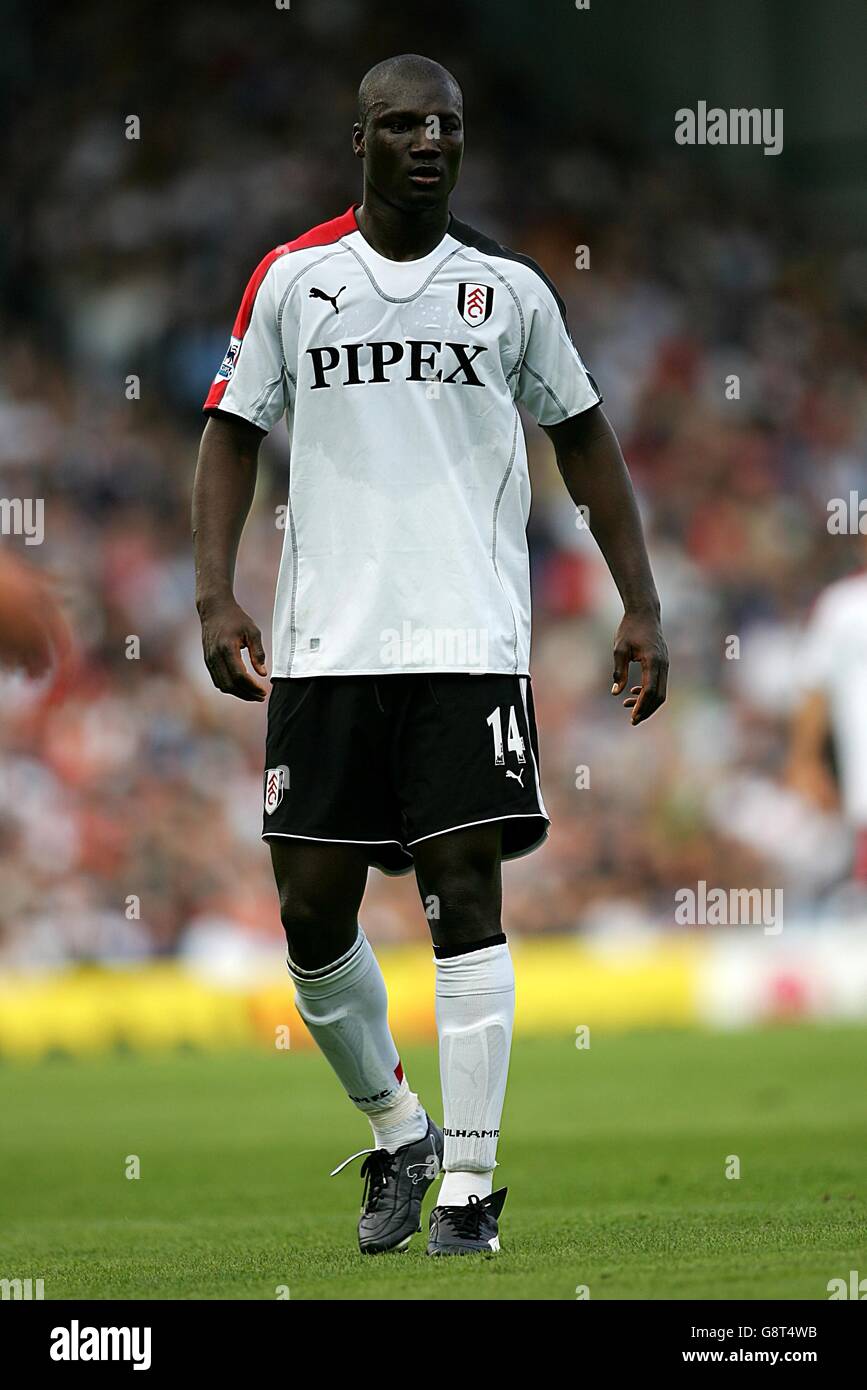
[306,339,489,390]
[506,768,525,787]
[309,285,346,314]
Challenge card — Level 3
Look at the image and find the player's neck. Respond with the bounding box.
[354,193,450,262]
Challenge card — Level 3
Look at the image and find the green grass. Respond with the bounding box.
[1,1027,865,1300]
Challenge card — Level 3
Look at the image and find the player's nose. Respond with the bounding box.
[409,134,442,157]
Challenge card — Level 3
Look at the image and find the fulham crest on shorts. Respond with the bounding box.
[264,765,289,813]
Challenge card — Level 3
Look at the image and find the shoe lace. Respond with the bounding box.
[440,1194,487,1238]
[329,1146,398,1214]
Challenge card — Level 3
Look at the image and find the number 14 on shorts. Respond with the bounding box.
[486,704,526,766]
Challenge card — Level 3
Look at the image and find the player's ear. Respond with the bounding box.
[352,123,365,158]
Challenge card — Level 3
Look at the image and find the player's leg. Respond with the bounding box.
[398,674,548,1252]
[264,675,442,1252]
[270,835,430,1154]
[412,822,514,1253]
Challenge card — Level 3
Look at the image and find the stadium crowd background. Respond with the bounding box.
[1,1,865,968]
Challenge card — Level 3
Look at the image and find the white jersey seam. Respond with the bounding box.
[276,245,350,375]
[454,246,527,382]
[341,239,464,303]
[490,412,521,671]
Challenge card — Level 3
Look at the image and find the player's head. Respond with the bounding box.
[353,54,463,210]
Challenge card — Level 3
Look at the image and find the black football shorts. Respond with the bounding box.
[262,673,549,874]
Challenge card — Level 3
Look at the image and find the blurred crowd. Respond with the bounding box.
[1,3,865,966]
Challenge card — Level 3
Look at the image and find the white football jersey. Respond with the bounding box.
[799,570,867,824]
[205,205,601,677]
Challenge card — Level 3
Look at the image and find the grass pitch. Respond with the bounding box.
[1,1026,865,1300]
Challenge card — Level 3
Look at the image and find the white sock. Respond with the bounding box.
[435,941,515,1179]
[439,1169,494,1206]
[289,927,428,1152]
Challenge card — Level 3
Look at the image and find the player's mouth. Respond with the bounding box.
[408,166,443,186]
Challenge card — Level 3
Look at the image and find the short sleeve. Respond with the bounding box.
[203,249,288,432]
[515,275,601,426]
[798,591,840,695]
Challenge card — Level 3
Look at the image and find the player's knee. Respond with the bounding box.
[424,867,501,946]
[277,893,356,971]
[278,897,319,961]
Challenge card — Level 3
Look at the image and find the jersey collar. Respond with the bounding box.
[346,202,455,266]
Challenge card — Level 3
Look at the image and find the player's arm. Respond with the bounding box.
[192,412,268,702]
[786,689,838,810]
[194,249,288,701]
[543,404,668,724]
[784,589,840,809]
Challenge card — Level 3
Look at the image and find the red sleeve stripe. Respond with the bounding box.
[204,247,285,409]
[203,205,359,411]
[282,203,359,253]
[203,379,231,411]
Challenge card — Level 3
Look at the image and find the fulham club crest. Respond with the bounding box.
[457,282,494,326]
[264,765,289,814]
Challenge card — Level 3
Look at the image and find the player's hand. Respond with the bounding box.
[786,757,839,813]
[198,596,268,701]
[0,552,73,680]
[611,609,668,725]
